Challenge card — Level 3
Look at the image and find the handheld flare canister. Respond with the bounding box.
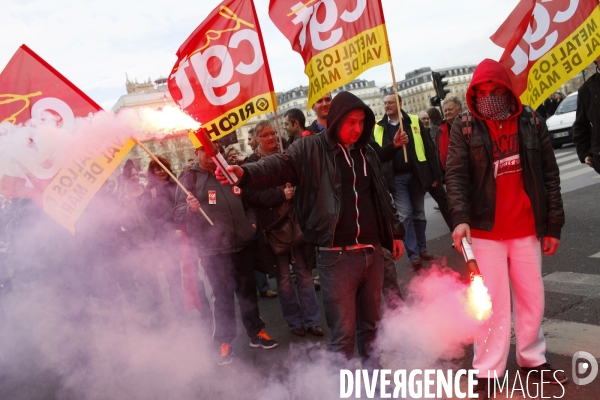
[193,128,239,185]
[461,237,482,279]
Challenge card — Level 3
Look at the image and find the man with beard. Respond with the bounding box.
[283,108,307,145]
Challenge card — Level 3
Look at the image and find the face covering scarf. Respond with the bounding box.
[475,93,515,121]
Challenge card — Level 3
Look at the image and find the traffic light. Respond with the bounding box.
[430,96,441,108]
[432,72,450,100]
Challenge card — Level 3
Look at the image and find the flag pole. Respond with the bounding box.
[380,10,409,163]
[273,110,285,153]
[132,138,214,226]
[389,62,409,163]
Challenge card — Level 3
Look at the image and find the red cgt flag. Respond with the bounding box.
[0,45,101,203]
[0,45,134,233]
[269,0,390,108]
[168,0,277,147]
[491,0,600,109]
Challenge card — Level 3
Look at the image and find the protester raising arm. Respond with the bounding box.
[215,138,310,187]
[369,127,409,163]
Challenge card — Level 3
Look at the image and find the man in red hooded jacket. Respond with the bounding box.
[445,59,566,397]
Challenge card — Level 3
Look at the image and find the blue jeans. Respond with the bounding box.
[275,246,321,329]
[254,271,271,294]
[394,173,427,260]
[317,246,384,368]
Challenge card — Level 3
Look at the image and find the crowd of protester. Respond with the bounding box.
[0,60,574,397]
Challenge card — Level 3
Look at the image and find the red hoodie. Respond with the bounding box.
[466,59,536,241]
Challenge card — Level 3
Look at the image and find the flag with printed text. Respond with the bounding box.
[269,0,390,108]
[0,45,134,233]
[491,0,600,109]
[168,0,277,147]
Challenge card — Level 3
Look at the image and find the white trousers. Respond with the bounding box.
[471,235,547,377]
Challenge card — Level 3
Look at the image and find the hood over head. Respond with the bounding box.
[466,58,523,119]
[326,91,375,148]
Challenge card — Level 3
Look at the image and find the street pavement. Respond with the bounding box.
[244,145,600,399]
[0,145,598,399]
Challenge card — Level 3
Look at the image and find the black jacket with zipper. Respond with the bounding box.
[573,72,600,170]
[370,111,441,194]
[173,165,257,257]
[445,110,564,239]
[445,58,564,240]
[237,91,404,251]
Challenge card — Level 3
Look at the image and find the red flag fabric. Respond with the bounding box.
[491,0,600,109]
[269,0,390,108]
[168,0,277,147]
[0,45,134,232]
[490,0,536,50]
[0,45,101,203]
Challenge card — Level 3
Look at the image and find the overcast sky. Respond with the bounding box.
[2,0,517,111]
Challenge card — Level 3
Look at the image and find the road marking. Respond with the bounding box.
[544,272,600,297]
[591,252,600,258]
[508,319,600,359]
[554,153,578,162]
[560,167,597,180]
[543,319,600,357]
[558,160,585,171]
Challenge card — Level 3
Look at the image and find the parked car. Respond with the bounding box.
[545,91,577,149]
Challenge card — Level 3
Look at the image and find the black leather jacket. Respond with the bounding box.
[445,110,564,239]
[370,112,441,193]
[573,72,600,163]
[238,132,404,251]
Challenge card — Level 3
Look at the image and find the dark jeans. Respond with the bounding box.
[201,245,265,343]
[428,184,453,231]
[382,248,403,309]
[275,246,321,329]
[317,246,384,368]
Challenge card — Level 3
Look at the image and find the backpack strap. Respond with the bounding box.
[461,112,473,144]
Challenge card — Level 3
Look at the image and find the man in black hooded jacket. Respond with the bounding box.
[216,91,404,368]
[573,56,600,174]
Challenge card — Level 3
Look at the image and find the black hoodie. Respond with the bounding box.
[326,91,376,149]
[326,92,379,246]
[238,91,404,250]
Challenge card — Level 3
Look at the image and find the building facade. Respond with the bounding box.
[262,79,384,137]
[112,76,251,176]
[382,65,477,115]
[111,76,196,177]
[111,62,594,173]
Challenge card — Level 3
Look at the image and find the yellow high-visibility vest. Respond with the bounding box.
[373,115,426,161]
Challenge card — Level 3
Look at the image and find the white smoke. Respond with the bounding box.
[0,106,199,189]
[377,263,488,374]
